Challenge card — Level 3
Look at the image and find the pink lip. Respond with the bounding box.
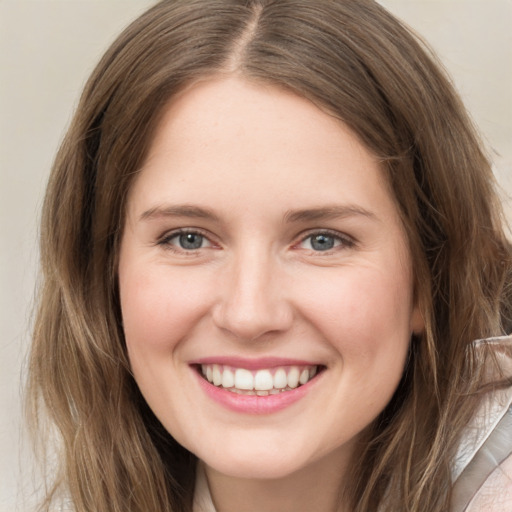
[192,364,322,415]
[191,356,319,370]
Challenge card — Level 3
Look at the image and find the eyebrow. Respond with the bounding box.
[139,203,378,224]
[139,204,220,222]
[283,205,378,223]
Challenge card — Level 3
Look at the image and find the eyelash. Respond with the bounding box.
[157,228,214,254]
[156,228,355,254]
[296,229,355,253]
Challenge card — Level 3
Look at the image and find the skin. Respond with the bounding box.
[119,76,424,512]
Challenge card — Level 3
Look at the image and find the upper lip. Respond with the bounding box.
[190,356,322,370]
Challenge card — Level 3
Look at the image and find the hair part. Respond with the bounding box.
[27,1,512,511]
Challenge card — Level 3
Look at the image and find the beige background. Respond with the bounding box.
[1,1,511,510]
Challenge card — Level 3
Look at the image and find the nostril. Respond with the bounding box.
[211,263,294,341]
[211,300,294,342]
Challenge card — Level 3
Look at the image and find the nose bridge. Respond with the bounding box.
[213,242,292,340]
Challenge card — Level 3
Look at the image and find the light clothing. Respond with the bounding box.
[464,454,512,511]
[193,336,512,512]
[452,336,512,511]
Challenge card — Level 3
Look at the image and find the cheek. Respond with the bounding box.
[297,265,413,361]
[118,264,216,439]
[119,266,214,354]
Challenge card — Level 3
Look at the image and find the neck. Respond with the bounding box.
[203,448,352,512]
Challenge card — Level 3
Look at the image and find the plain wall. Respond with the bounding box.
[1,1,511,510]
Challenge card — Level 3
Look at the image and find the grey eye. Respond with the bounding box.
[159,230,214,252]
[309,234,336,251]
[178,233,204,250]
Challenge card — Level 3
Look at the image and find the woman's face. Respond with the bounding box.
[119,77,423,480]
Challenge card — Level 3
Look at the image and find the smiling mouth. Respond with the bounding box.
[197,364,322,396]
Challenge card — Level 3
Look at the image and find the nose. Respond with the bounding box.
[212,248,294,341]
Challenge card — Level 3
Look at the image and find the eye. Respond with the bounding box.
[177,232,207,250]
[299,231,353,252]
[158,230,213,251]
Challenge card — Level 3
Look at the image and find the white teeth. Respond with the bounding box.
[234,368,254,390]
[299,369,309,385]
[200,364,320,393]
[287,367,300,388]
[212,364,222,386]
[254,369,273,391]
[273,368,287,389]
[221,368,234,388]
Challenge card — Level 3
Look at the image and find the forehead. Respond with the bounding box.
[127,76,400,227]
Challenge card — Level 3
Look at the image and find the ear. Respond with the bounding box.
[410,303,425,336]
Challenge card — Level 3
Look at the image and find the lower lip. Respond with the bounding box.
[193,368,321,414]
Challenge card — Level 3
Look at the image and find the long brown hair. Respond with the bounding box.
[27,1,512,511]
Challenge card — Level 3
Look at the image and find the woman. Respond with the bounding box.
[27,1,512,511]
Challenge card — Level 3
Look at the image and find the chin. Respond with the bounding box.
[208,458,304,481]
[198,442,312,480]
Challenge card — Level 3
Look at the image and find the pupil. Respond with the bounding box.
[179,233,203,249]
[311,234,334,251]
